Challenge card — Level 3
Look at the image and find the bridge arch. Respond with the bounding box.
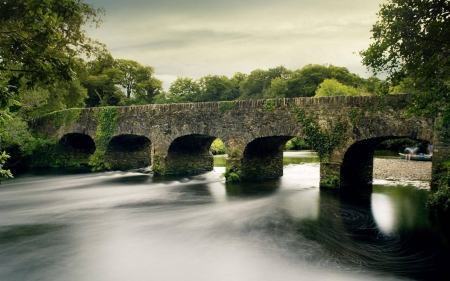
[164,134,217,175]
[239,136,295,180]
[58,133,95,167]
[105,134,152,170]
[28,95,449,189]
[339,136,433,188]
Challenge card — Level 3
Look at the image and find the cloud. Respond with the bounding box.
[85,0,384,89]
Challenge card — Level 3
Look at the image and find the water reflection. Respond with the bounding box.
[213,150,320,167]
[0,153,449,281]
[371,193,397,234]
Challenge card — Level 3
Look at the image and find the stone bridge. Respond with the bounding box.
[29,94,449,189]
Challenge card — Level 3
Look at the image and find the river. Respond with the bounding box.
[0,151,449,281]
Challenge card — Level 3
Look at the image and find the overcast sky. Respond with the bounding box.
[84,0,385,89]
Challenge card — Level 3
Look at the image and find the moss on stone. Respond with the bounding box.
[89,107,118,171]
[290,106,345,163]
[151,153,165,175]
[218,101,236,114]
[428,162,450,211]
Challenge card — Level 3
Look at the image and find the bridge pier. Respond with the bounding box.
[225,153,285,182]
[224,136,291,182]
[163,152,214,175]
[319,140,382,189]
[27,95,438,192]
[319,163,342,188]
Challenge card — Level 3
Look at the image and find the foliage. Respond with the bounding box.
[210,138,226,155]
[228,149,239,158]
[291,106,344,162]
[18,80,87,119]
[285,137,309,150]
[152,92,170,104]
[88,107,117,171]
[218,101,236,113]
[45,108,82,129]
[262,100,277,112]
[0,151,13,183]
[167,77,200,103]
[320,175,341,189]
[269,77,290,98]
[151,153,165,175]
[134,76,163,105]
[2,115,41,157]
[428,163,450,211]
[197,75,238,102]
[0,0,103,178]
[376,138,417,152]
[240,66,291,99]
[78,48,162,107]
[83,72,126,107]
[93,107,117,151]
[0,0,104,109]
[151,64,381,105]
[361,0,450,210]
[0,114,62,169]
[284,64,367,98]
[115,59,163,102]
[223,165,241,182]
[315,79,359,97]
[360,0,450,126]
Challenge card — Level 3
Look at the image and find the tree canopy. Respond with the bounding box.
[0,0,104,182]
[0,0,105,90]
[315,79,359,97]
[360,0,450,121]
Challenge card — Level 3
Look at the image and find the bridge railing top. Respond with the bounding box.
[32,94,411,120]
[116,94,410,112]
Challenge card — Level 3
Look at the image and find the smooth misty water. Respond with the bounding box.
[1,152,449,281]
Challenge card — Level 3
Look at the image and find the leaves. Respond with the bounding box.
[0,0,105,89]
[315,78,359,97]
[0,151,13,184]
[361,0,450,122]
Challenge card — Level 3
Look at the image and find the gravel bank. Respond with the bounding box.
[373,158,431,181]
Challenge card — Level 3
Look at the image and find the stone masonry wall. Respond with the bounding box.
[29,95,441,188]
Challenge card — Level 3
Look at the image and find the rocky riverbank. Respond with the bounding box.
[373,158,431,188]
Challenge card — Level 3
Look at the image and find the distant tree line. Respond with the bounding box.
[155,64,384,104]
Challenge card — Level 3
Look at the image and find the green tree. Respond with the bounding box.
[315,79,359,97]
[85,52,116,76]
[361,0,450,211]
[270,77,289,98]
[240,66,290,99]
[0,0,104,110]
[240,69,268,99]
[134,77,163,104]
[226,72,247,100]
[18,80,88,119]
[197,75,235,102]
[168,77,200,103]
[0,0,104,181]
[364,76,384,95]
[83,71,125,107]
[283,64,363,98]
[115,59,162,102]
[152,91,170,104]
[284,65,331,98]
[360,0,450,119]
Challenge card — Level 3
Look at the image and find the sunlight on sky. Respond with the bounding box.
[84,0,386,89]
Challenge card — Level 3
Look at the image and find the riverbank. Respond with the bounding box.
[373,158,431,185]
